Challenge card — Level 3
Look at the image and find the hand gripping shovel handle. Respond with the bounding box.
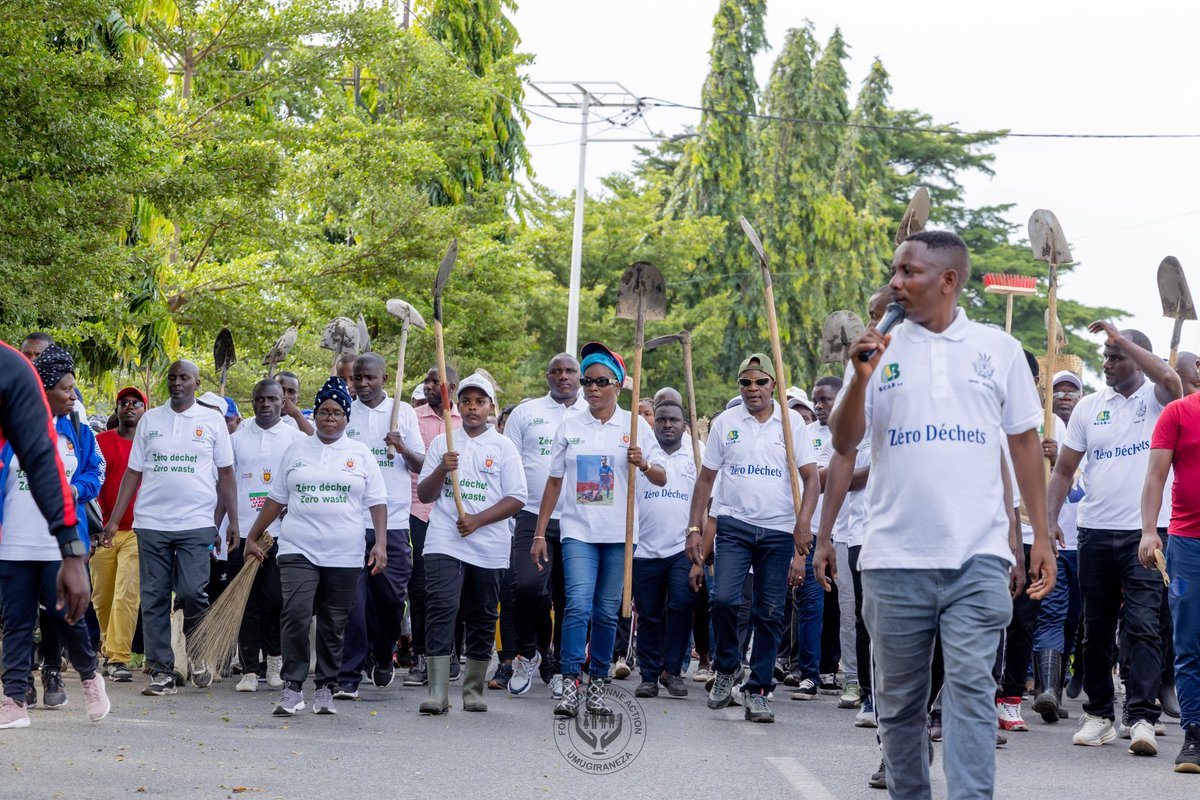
[622,311,645,618]
[434,318,465,518]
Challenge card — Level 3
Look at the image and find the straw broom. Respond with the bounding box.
[187,534,274,671]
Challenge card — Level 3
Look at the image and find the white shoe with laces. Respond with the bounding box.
[1129,719,1159,756]
[508,652,541,696]
[236,673,259,692]
[1073,713,1116,746]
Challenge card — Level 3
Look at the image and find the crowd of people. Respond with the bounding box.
[1,229,1199,798]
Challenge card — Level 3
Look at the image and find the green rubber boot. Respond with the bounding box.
[462,659,489,712]
[419,655,451,715]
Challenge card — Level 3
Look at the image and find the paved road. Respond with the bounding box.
[0,664,1192,800]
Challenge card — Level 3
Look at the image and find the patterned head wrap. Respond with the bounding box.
[314,376,352,419]
[34,345,75,391]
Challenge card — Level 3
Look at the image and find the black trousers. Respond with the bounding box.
[424,554,501,661]
[278,555,357,688]
[228,541,282,674]
[1078,527,1163,723]
[999,543,1040,698]
[339,529,413,685]
[632,552,696,680]
[848,545,871,695]
[408,515,429,656]
[819,576,840,675]
[511,511,565,663]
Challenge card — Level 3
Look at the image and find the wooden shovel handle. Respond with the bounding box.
[434,319,465,517]
[623,322,644,618]
[386,325,410,460]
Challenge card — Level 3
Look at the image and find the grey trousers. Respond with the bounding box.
[278,554,358,688]
[135,526,214,675]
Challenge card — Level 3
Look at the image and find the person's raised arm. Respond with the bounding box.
[1090,320,1182,406]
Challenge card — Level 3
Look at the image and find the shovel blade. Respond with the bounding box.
[1028,209,1073,265]
[434,239,458,295]
[262,326,298,365]
[615,261,667,321]
[894,186,931,245]
[321,316,359,354]
[356,314,371,355]
[739,216,767,265]
[386,298,427,330]
[822,310,866,364]
[1157,256,1197,320]
[214,328,236,371]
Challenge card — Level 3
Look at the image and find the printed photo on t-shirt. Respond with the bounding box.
[577,454,616,506]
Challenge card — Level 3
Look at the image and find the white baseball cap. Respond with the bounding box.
[457,374,496,405]
[411,383,425,401]
[198,391,228,416]
[1052,370,1083,391]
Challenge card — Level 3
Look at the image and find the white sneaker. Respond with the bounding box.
[508,652,541,696]
[549,674,564,700]
[613,658,631,680]
[266,656,283,689]
[1129,719,1159,756]
[236,673,259,692]
[1073,713,1116,746]
[855,696,878,728]
[997,697,1028,731]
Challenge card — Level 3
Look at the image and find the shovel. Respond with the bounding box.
[1029,210,1074,471]
[384,298,426,460]
[739,216,804,527]
[262,326,298,379]
[432,239,465,517]
[356,314,371,357]
[1156,256,1195,369]
[895,186,931,245]
[214,328,236,397]
[821,311,866,365]
[616,261,667,617]
[645,330,702,473]
[320,317,360,376]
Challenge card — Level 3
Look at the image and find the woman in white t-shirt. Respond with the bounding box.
[532,342,666,718]
[242,377,387,718]
[415,375,526,714]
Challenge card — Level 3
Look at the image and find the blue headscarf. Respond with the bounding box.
[314,376,352,418]
[580,351,625,385]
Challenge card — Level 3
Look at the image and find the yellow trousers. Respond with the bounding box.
[90,529,140,663]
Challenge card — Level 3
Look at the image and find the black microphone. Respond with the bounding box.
[858,302,906,363]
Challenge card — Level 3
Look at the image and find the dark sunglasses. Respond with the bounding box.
[739,377,770,387]
[580,377,617,388]
[117,398,144,408]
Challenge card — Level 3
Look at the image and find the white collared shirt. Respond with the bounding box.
[269,434,387,568]
[0,434,77,561]
[230,419,308,539]
[505,392,586,517]
[839,308,1042,570]
[346,394,425,530]
[1064,378,1171,529]
[419,427,526,568]
[635,441,697,559]
[550,407,665,544]
[128,402,234,531]
[814,424,871,547]
[702,401,818,532]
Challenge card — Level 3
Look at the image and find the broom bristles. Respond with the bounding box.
[187,535,273,670]
[982,273,1038,296]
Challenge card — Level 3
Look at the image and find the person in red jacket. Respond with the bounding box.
[91,386,147,682]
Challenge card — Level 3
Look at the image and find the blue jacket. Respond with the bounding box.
[0,415,104,546]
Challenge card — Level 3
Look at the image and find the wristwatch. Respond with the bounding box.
[59,537,89,558]
[686,526,702,536]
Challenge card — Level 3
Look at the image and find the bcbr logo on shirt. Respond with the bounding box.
[726,430,739,443]
[1094,410,1112,426]
[879,363,903,392]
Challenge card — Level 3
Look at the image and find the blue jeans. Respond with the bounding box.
[863,555,1012,800]
[1033,549,1081,653]
[560,539,624,679]
[632,552,696,681]
[711,516,793,694]
[1167,534,1200,728]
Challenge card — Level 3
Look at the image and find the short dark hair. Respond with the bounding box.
[276,371,299,381]
[654,398,685,417]
[905,229,971,283]
[253,378,282,396]
[22,332,53,345]
[1024,349,1039,378]
[1121,329,1153,353]
[814,376,843,392]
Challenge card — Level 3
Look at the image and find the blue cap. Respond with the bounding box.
[224,397,240,418]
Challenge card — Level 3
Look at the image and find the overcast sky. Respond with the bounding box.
[510,0,1200,361]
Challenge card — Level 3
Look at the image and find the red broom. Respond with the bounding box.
[983,273,1037,333]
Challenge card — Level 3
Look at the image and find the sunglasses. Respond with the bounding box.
[739,377,771,387]
[580,377,617,388]
[117,398,144,408]
[1052,391,1081,400]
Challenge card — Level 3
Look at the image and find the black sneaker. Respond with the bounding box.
[1176,723,1200,774]
[818,673,842,695]
[868,759,886,789]
[24,683,36,708]
[744,691,774,723]
[661,674,688,697]
[372,662,394,689]
[403,655,427,686]
[539,651,556,684]
[774,659,788,682]
[488,662,513,690]
[42,669,67,708]
[142,673,178,696]
[333,682,359,700]
[108,662,133,683]
[634,681,659,698]
[449,655,461,683]
[783,669,803,687]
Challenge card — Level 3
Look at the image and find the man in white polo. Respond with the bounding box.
[102,360,239,696]
[831,230,1055,799]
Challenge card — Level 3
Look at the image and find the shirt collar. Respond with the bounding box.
[735,400,782,425]
[417,402,459,419]
[900,307,970,344]
[544,392,584,410]
[1100,376,1149,403]
[353,393,390,414]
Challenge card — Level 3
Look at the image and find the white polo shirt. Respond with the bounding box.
[550,407,665,545]
[0,435,77,561]
[505,392,586,518]
[1064,378,1172,529]
[635,442,696,559]
[1012,414,1066,545]
[230,419,308,539]
[345,394,425,530]
[419,427,527,569]
[128,402,234,531]
[839,309,1042,570]
[817,431,871,547]
[702,402,818,532]
[269,434,387,568]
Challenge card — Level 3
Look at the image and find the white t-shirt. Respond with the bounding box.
[808,421,830,530]
[635,442,696,559]
[505,392,586,517]
[702,402,818,532]
[550,407,665,544]
[1010,414,1066,545]
[0,435,76,561]
[269,434,387,568]
[839,309,1042,570]
[128,402,234,531]
[419,427,527,569]
[345,395,425,530]
[1064,379,1172,530]
[817,429,871,547]
[230,419,308,539]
